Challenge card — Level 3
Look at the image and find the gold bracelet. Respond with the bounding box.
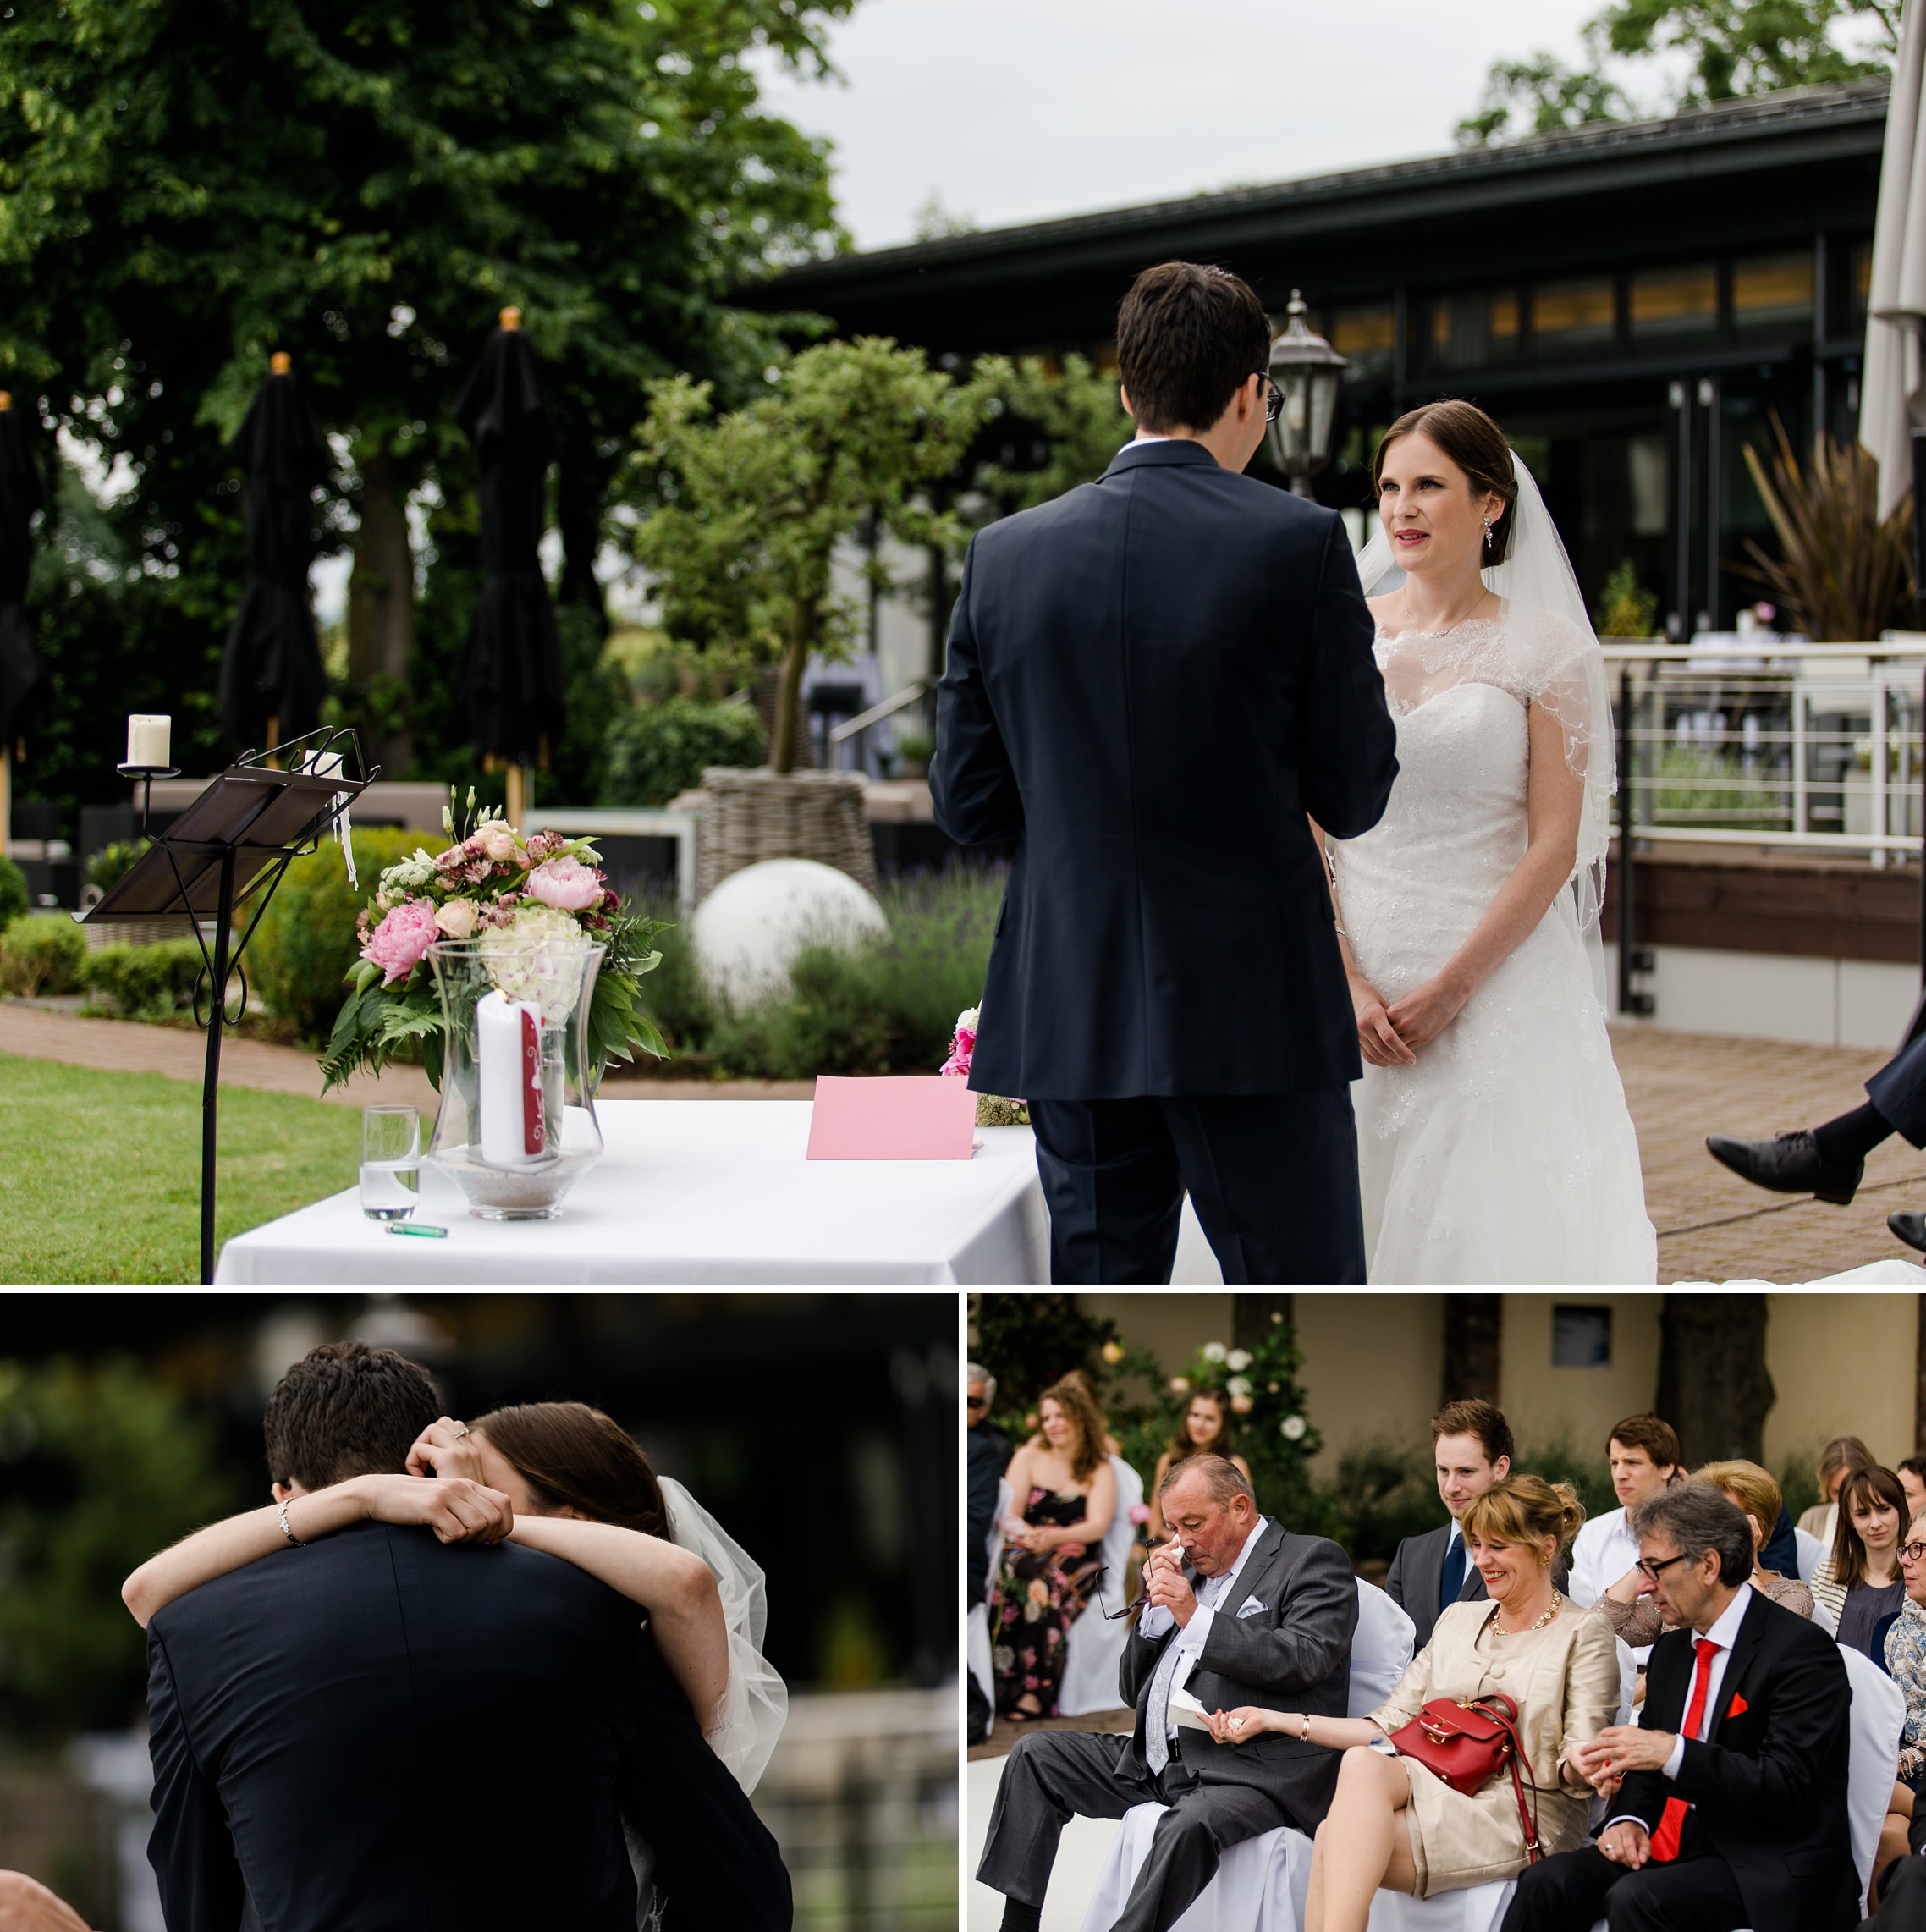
[1300,1713,1312,1743]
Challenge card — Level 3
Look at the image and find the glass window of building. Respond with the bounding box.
[1429,291,1521,370]
[1732,254,1813,338]
[1330,303,1397,382]
[1531,278,1616,357]
[1630,266,1718,344]
[1852,240,1874,322]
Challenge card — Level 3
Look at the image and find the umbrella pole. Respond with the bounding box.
[506,763,527,828]
[0,747,9,867]
[265,714,280,770]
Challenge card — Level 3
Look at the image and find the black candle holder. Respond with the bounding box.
[117,762,183,837]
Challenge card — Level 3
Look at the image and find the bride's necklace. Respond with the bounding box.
[1488,1592,1561,1636]
[1393,586,1491,638]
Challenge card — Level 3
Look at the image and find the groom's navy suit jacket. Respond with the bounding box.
[932,438,1396,1100]
[146,1520,790,1932]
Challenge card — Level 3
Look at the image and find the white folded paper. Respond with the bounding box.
[1167,1686,1216,1733]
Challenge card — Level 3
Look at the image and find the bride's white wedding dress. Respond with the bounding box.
[1334,452,1657,1285]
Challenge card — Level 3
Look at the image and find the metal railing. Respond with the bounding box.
[1601,640,1926,1014]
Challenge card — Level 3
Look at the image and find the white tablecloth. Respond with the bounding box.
[216,1100,1048,1285]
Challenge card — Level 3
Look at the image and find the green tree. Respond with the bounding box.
[0,0,848,790]
[0,1358,243,1739]
[630,339,1004,773]
[1457,0,1898,146]
[973,355,1134,517]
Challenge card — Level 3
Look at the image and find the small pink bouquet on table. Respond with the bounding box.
[939,1004,1029,1127]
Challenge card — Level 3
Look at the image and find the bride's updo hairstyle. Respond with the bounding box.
[473,1401,669,1538]
[1372,399,1520,564]
[1461,1473,1586,1560]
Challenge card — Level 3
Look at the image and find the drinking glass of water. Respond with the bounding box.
[360,1104,421,1221]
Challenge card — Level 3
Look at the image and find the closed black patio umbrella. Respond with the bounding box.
[0,390,44,843]
[217,352,329,756]
[454,307,564,822]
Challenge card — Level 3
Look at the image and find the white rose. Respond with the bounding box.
[433,898,478,938]
[957,1006,980,1032]
[1202,1341,1227,1363]
[1225,1349,1252,1372]
[1226,1375,1252,1399]
[1280,1415,1307,1441]
[481,828,518,862]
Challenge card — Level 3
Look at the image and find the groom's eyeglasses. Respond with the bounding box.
[1252,372,1285,426]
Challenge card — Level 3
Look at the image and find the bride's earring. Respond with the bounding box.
[1483,517,1494,550]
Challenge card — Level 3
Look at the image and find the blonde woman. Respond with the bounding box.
[1203,1474,1620,1932]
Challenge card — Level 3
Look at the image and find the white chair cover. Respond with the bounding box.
[1839,1640,1906,1905]
[1794,1528,1827,1584]
[1351,1579,1417,1720]
[1367,1884,1516,1932]
[971,1480,1011,1709]
[1060,1457,1146,1717]
[1079,1813,1311,1932]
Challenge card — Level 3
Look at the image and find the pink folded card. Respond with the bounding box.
[806,1076,978,1159]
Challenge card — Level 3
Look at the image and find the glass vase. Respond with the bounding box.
[424,935,606,1220]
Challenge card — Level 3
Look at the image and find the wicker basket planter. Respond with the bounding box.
[696,766,877,899]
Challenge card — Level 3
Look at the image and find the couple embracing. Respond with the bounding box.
[933,260,1656,1284]
[124,1340,790,1932]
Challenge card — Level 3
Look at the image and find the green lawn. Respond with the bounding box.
[0,1054,360,1282]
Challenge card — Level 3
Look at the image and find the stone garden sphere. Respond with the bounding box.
[691,859,888,1007]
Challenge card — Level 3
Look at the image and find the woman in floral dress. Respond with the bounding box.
[991,1377,1116,1720]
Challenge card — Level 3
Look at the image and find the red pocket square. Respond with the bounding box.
[1725,1693,1749,1718]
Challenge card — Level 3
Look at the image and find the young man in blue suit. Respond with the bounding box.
[932,261,1398,1283]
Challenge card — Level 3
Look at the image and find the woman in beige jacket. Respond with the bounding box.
[1203,1474,1621,1932]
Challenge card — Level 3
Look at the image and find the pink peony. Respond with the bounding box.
[361,898,440,985]
[526,855,603,912]
[940,1004,978,1077]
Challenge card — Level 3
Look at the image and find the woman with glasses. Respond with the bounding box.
[990,1377,1115,1721]
[1812,1462,1908,1652]
[1198,1474,1619,1932]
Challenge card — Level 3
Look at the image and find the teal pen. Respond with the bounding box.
[386,1223,448,1239]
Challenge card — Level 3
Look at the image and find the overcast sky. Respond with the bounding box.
[756,0,1604,251]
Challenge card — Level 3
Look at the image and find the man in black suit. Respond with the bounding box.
[145,1341,790,1932]
[1384,1398,1517,1649]
[967,1362,1014,1744]
[977,1456,1356,1932]
[1501,1480,1857,1932]
[931,260,1397,1285]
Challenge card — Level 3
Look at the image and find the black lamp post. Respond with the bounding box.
[1266,291,1348,498]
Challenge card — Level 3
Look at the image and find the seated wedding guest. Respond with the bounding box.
[0,1871,91,1932]
[977,1455,1356,1932]
[969,1363,1013,1613]
[1872,1515,1926,1901]
[1569,1414,1679,1654]
[1384,1398,1552,1651]
[1203,1474,1615,1932]
[1594,1460,1815,1650]
[1811,1462,1907,1648]
[1901,1459,1926,1527]
[1500,1479,1857,1932]
[1798,1434,1872,1546]
[1147,1390,1252,1539]
[991,1376,1116,1720]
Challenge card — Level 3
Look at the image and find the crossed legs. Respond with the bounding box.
[1305,1748,1417,1932]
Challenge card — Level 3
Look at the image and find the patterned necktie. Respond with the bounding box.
[1440,1531,1467,1613]
[1144,1571,1218,1775]
[1648,1638,1718,1863]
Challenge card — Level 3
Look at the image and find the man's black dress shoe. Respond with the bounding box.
[1705,1130,1863,1205]
[1891,1212,1926,1256]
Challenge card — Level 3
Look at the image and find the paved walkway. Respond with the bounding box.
[3,1002,1917,1280]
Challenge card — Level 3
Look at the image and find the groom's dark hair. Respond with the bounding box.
[264,1340,442,1490]
[1116,261,1270,435]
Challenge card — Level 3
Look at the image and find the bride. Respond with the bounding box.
[124,1401,784,1917]
[1319,399,1656,1283]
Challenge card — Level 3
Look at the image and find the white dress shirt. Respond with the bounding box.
[1140,1517,1268,1738]
[1569,1506,1639,1610]
[1609,1581,1753,1832]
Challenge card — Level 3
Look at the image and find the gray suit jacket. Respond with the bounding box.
[1117,1517,1356,1830]
[1384,1522,1571,1652]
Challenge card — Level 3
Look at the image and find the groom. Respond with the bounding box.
[144,1340,790,1932]
[931,260,1396,1283]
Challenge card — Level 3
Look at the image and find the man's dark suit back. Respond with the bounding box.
[146,1522,790,1932]
[932,439,1396,1100]
[1616,1592,1856,1932]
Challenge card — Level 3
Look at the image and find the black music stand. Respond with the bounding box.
[80,728,376,1281]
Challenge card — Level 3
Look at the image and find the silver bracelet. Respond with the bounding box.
[278,1499,302,1548]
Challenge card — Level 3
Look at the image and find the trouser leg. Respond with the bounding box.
[1028,1098,1184,1284]
[1869,1849,1926,1928]
[1500,1847,1625,1932]
[1597,1852,1747,1932]
[1109,1781,1290,1932]
[1160,1089,1366,1285]
[975,1731,1159,1906]
[1868,1031,1926,1148]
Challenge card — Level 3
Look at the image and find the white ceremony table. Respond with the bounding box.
[215,1099,1048,1285]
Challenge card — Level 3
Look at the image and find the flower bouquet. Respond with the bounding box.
[938,1005,1029,1127]
[318,795,668,1093]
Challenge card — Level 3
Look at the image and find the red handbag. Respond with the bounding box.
[1387,1693,1543,1863]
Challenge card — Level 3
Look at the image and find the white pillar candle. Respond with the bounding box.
[476,990,548,1167]
[125,714,171,768]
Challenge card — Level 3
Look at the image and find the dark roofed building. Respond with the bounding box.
[755,81,1889,636]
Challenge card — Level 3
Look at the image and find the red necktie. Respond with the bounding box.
[1648,1638,1718,1863]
